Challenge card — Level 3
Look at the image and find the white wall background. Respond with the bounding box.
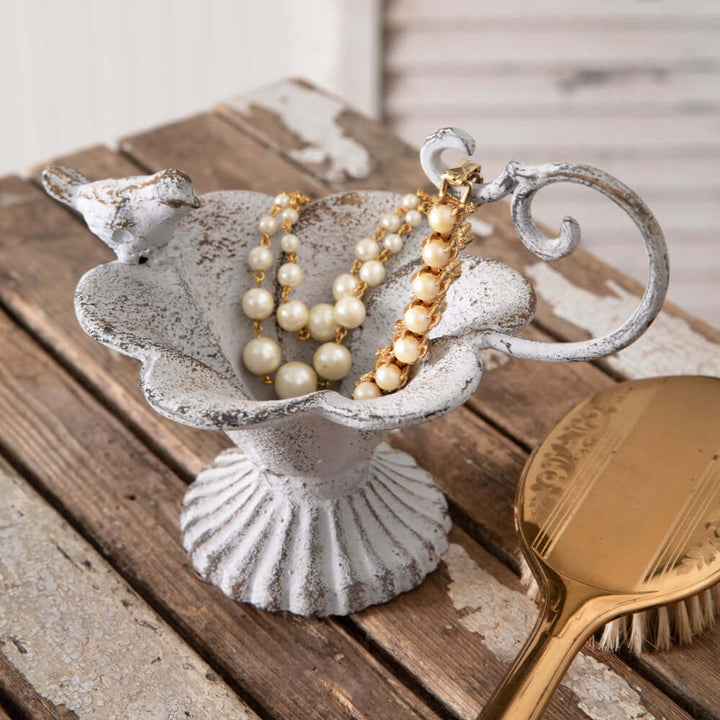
[0,0,380,174]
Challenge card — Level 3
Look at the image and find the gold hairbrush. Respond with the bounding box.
[479,376,720,720]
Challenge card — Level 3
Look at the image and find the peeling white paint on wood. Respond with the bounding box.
[526,262,720,378]
[0,469,258,720]
[227,81,373,182]
[444,543,654,720]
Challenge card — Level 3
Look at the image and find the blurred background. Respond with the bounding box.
[1,0,717,325]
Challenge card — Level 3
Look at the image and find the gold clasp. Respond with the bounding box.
[439,159,483,205]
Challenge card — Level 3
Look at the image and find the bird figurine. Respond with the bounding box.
[41,165,201,263]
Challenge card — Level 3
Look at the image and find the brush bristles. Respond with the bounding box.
[519,555,720,653]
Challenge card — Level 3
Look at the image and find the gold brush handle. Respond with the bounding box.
[478,587,598,720]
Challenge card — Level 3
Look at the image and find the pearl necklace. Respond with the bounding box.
[241,190,433,399]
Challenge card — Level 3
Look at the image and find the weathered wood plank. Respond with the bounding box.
[217,79,423,194]
[355,527,691,720]
[118,112,325,197]
[0,168,219,481]
[0,313,439,720]
[0,313,691,720]
[0,456,257,720]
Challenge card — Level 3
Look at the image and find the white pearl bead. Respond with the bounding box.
[353,381,382,400]
[307,303,338,341]
[355,237,380,261]
[393,334,421,364]
[375,363,403,392]
[275,362,318,399]
[427,204,455,235]
[404,304,432,334]
[332,273,359,300]
[411,272,441,302]
[276,299,309,332]
[381,213,402,232]
[405,209,423,227]
[422,238,452,268]
[274,193,291,208]
[358,260,386,287]
[313,342,352,381]
[402,193,420,209]
[280,207,299,225]
[280,233,300,253]
[334,296,366,329]
[242,337,282,375]
[383,233,403,254]
[277,262,303,288]
[259,215,279,235]
[248,245,273,271]
[242,288,274,320]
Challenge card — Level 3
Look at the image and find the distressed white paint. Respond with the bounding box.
[526,262,720,378]
[0,469,258,720]
[181,442,451,615]
[227,81,373,182]
[444,543,653,720]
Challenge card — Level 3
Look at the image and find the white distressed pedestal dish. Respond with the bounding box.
[42,127,669,616]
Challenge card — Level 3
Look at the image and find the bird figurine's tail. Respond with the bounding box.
[41,165,89,208]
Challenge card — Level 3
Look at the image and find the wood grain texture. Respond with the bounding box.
[0,170,220,481]
[0,313,438,720]
[0,647,77,720]
[0,455,258,720]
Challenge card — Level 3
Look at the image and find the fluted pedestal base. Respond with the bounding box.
[180,442,450,615]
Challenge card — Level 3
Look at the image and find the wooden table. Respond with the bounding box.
[0,78,718,720]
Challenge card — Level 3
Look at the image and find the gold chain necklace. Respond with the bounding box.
[353,161,482,399]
